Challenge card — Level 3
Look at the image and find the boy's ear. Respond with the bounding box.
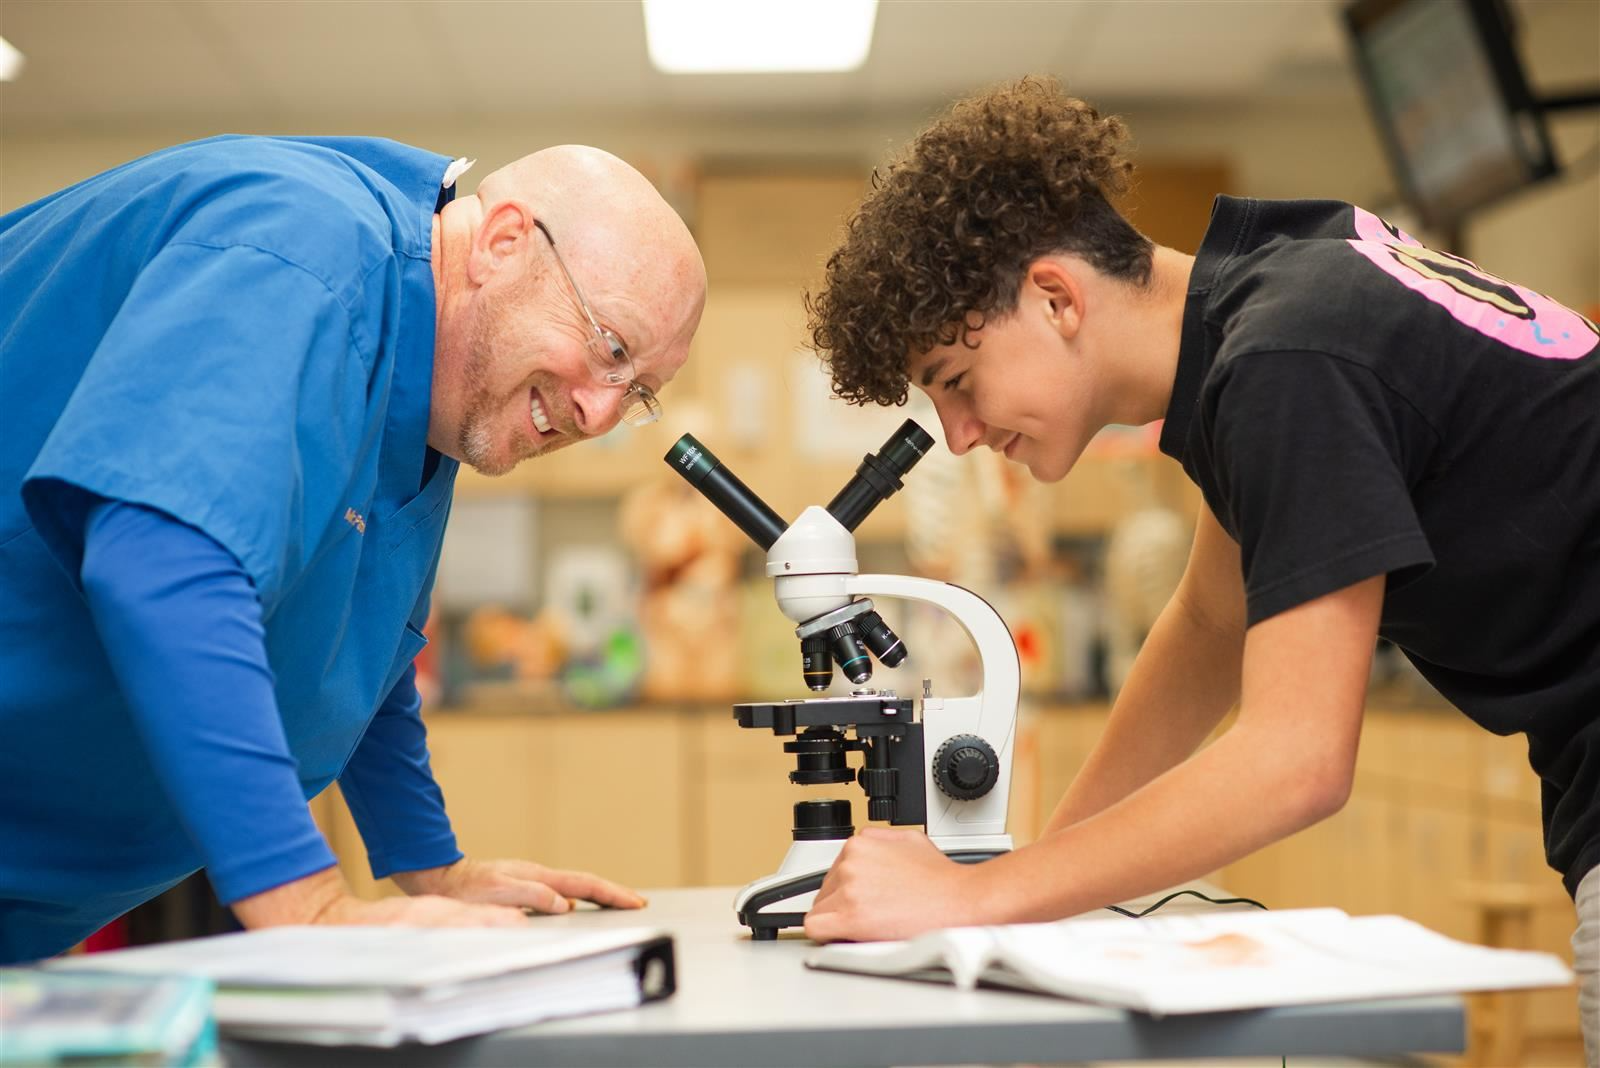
[1027,257,1084,340]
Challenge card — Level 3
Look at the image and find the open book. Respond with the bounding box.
[808,908,1571,1016]
[48,925,673,1047]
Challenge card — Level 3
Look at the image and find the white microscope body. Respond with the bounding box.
[731,506,1019,933]
[667,420,1019,939]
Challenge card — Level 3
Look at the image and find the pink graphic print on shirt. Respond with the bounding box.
[1348,206,1598,360]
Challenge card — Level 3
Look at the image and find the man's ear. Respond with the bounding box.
[467,200,533,286]
[1026,257,1084,340]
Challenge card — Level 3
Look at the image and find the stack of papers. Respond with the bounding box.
[48,925,673,1047]
[0,969,216,1065]
[808,907,1572,1015]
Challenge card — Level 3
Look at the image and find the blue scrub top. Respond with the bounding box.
[0,136,460,953]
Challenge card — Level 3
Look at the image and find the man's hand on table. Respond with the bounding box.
[392,857,648,914]
[233,859,647,931]
[804,827,991,943]
[233,865,528,929]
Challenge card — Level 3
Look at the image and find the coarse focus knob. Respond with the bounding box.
[932,734,999,801]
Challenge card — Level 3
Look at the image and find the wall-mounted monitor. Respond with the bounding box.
[1344,0,1559,231]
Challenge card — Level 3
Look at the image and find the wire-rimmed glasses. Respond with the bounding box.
[532,219,662,427]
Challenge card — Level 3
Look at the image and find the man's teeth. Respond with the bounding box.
[530,394,552,433]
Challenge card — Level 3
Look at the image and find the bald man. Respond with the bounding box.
[0,135,707,961]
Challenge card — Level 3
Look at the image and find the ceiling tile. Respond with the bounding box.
[0,0,1369,129]
[0,0,265,122]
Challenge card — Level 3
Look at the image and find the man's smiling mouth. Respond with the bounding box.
[530,388,553,434]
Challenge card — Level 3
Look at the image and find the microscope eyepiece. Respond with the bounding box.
[825,419,935,532]
[665,434,788,551]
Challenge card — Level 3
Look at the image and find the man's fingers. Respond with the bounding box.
[459,875,570,914]
[428,859,644,912]
[538,868,647,909]
[465,901,536,927]
[514,881,572,914]
[389,895,528,927]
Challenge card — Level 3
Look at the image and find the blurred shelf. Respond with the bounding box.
[456,446,1194,542]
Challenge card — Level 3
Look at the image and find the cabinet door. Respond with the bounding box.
[1030,705,1112,835]
[1330,795,1403,917]
[424,715,562,868]
[1484,817,1581,1042]
[313,716,566,900]
[545,711,690,889]
[1398,802,1481,941]
[697,713,826,887]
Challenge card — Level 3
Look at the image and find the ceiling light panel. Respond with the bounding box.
[643,0,878,74]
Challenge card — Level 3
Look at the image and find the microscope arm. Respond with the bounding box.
[844,574,1019,843]
[844,574,1020,729]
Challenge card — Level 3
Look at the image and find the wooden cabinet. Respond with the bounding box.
[314,710,691,897]
[316,705,874,896]
[313,700,1578,1060]
[695,710,818,887]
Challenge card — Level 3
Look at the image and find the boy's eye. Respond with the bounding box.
[943,372,966,392]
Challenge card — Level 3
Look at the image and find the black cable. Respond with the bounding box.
[1102,888,1269,919]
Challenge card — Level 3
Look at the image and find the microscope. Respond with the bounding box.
[665,420,1018,939]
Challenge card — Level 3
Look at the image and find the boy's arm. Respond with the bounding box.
[1044,502,1247,834]
[806,541,1383,941]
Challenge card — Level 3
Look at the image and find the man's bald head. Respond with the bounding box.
[429,146,706,475]
[473,145,705,355]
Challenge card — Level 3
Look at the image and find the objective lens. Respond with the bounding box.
[828,623,872,685]
[800,633,832,691]
[855,610,907,668]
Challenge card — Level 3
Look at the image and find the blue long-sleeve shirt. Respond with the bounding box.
[79,500,461,908]
[1,136,462,962]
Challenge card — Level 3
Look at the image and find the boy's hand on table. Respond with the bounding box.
[392,857,648,914]
[804,827,988,943]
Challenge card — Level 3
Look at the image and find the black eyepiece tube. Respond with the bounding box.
[825,419,935,532]
[665,434,788,551]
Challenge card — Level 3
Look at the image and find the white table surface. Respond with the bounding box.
[221,885,1465,1066]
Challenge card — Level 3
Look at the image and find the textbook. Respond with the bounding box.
[0,969,217,1065]
[807,908,1572,1015]
[47,925,674,1047]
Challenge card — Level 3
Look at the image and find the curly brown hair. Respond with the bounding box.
[806,77,1151,407]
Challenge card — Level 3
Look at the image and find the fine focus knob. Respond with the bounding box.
[932,734,1000,801]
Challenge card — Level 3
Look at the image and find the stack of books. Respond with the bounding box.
[44,925,673,1047]
[0,969,217,1065]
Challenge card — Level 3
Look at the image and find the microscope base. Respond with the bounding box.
[736,849,1008,940]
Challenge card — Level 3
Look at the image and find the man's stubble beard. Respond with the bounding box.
[454,301,577,476]
[455,299,523,476]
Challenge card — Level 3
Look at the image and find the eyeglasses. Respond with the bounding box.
[532,220,662,427]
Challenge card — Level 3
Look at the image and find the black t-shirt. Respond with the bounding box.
[1160,195,1600,893]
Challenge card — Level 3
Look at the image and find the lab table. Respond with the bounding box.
[222,885,1464,1066]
